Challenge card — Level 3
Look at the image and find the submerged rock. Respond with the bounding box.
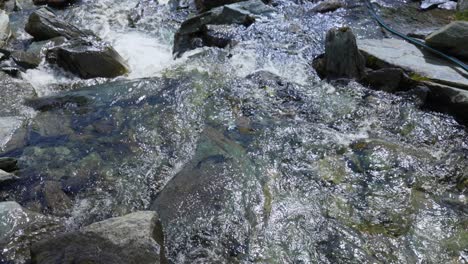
[31,211,164,264]
[25,7,90,41]
[425,21,468,60]
[42,181,72,216]
[46,39,129,79]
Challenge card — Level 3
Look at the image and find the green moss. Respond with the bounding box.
[455,11,468,21]
[409,72,431,82]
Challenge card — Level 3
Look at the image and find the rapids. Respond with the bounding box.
[0,0,467,263]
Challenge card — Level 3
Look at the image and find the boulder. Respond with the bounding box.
[46,39,129,79]
[31,211,164,264]
[423,81,468,124]
[25,8,90,41]
[312,0,344,13]
[0,201,63,263]
[173,0,274,57]
[11,50,42,69]
[0,10,11,47]
[315,27,365,80]
[361,68,408,93]
[425,21,468,60]
[0,169,18,184]
[0,116,24,151]
[358,38,468,89]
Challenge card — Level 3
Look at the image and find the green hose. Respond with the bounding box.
[364,0,468,73]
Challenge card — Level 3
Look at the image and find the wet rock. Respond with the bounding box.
[358,38,468,89]
[314,27,365,80]
[26,36,67,61]
[0,201,63,264]
[195,0,244,12]
[0,157,18,172]
[173,0,274,57]
[437,1,457,10]
[312,0,344,13]
[423,81,468,124]
[42,181,72,216]
[25,7,90,41]
[31,211,164,264]
[361,68,408,93]
[33,0,75,7]
[46,38,129,79]
[0,10,10,47]
[0,169,18,184]
[425,21,468,60]
[0,71,37,116]
[407,28,437,39]
[11,50,41,69]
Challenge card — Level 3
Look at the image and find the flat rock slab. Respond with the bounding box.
[357,38,468,90]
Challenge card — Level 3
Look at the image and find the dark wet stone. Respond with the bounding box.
[33,0,75,7]
[31,211,164,264]
[173,0,273,57]
[0,157,18,172]
[25,8,90,41]
[195,0,245,12]
[425,21,468,60]
[314,27,365,80]
[361,68,408,93]
[424,81,468,125]
[0,169,18,184]
[46,38,129,79]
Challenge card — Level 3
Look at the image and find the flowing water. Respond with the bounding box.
[1,0,467,263]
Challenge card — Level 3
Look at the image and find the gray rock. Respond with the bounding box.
[320,27,365,80]
[358,38,468,89]
[423,81,468,124]
[0,169,18,184]
[31,211,164,264]
[11,50,42,69]
[361,68,407,93]
[0,201,63,264]
[457,0,468,11]
[25,8,90,41]
[438,1,457,10]
[425,21,468,60]
[420,0,449,9]
[0,10,11,47]
[46,39,129,79]
[312,0,344,13]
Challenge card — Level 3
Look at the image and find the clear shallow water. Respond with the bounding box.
[1,0,467,263]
